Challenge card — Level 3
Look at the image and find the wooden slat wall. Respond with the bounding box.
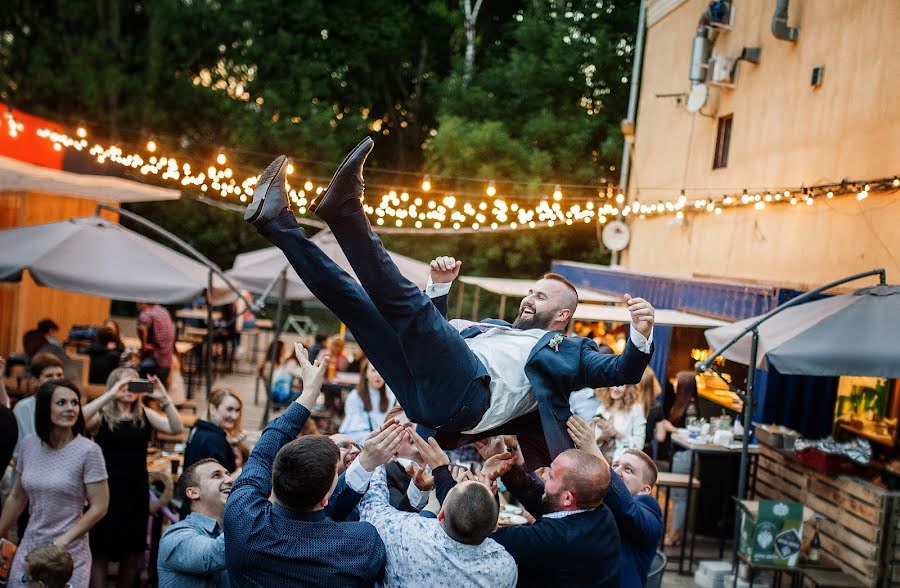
[0,191,117,357]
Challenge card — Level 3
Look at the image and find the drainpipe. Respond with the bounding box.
[771,0,799,41]
[612,0,646,266]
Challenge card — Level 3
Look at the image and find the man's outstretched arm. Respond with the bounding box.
[579,295,655,388]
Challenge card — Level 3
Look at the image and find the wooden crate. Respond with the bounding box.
[755,445,900,587]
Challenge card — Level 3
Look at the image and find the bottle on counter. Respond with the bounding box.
[809,528,821,563]
[685,398,700,428]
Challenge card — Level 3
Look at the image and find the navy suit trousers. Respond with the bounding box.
[260,210,489,431]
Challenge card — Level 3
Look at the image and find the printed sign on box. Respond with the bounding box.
[738,500,804,567]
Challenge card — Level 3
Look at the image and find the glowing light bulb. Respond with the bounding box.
[826,191,834,198]
[217,152,227,165]
[553,185,562,201]
[76,127,87,138]
[486,181,496,197]
[286,163,295,174]
[146,140,157,152]
[421,175,431,192]
[304,179,314,191]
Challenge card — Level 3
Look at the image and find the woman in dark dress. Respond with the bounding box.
[82,367,183,587]
[183,388,246,473]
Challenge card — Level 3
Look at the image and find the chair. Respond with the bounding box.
[645,550,667,588]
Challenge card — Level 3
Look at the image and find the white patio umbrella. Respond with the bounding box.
[226,229,430,300]
[0,216,228,303]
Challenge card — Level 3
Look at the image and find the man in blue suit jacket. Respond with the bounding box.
[224,346,403,587]
[420,435,621,588]
[568,415,664,587]
[244,139,654,467]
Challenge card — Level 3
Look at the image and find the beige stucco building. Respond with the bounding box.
[622,0,900,289]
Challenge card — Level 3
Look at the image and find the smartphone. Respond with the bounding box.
[128,379,154,393]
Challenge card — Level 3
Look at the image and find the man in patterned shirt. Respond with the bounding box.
[136,302,175,384]
[358,436,516,588]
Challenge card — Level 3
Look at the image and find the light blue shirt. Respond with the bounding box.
[157,512,228,588]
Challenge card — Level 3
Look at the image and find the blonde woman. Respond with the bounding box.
[594,384,647,461]
[183,388,247,473]
[81,367,183,588]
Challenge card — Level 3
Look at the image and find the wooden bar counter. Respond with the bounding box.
[754,444,900,587]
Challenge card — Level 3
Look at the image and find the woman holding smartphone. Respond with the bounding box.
[81,367,183,587]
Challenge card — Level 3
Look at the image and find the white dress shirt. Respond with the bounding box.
[426,278,653,432]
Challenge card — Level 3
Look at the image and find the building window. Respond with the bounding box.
[713,115,733,169]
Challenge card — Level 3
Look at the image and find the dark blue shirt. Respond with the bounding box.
[604,469,664,587]
[223,403,386,587]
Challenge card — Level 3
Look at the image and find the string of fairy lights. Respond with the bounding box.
[6,109,899,234]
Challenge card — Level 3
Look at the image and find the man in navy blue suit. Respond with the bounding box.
[567,414,664,587]
[244,138,655,467]
[417,433,621,587]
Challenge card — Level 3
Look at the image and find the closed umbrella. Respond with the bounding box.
[0,216,227,303]
[705,284,900,378]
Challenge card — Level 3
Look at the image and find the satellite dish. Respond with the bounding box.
[601,220,631,252]
[686,83,708,113]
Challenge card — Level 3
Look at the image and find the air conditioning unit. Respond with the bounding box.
[708,53,737,87]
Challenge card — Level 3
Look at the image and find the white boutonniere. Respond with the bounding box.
[548,333,564,352]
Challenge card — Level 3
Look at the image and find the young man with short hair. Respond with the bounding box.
[568,416,664,587]
[157,458,234,588]
[13,353,65,459]
[224,345,397,587]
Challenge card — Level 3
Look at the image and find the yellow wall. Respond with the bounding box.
[623,0,900,286]
[0,192,116,356]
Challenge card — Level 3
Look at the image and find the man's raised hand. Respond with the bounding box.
[411,431,450,470]
[430,256,461,284]
[481,452,516,481]
[405,463,435,491]
[624,294,655,340]
[358,422,406,471]
[566,415,607,462]
[294,342,329,408]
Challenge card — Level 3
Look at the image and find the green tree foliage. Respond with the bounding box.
[1,0,638,286]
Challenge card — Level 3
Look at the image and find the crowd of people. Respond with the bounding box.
[0,139,678,587]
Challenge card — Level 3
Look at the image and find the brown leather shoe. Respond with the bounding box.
[309,137,374,220]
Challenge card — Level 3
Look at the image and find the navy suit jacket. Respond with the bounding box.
[224,403,385,587]
[605,469,664,587]
[434,465,620,587]
[431,295,653,468]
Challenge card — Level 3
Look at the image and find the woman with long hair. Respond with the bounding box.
[593,384,647,461]
[81,367,183,587]
[654,370,699,546]
[0,380,109,588]
[183,388,246,473]
[339,358,395,444]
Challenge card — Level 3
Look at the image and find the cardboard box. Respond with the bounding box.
[737,500,806,567]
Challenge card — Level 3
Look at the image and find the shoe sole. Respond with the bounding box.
[309,137,373,213]
[244,155,288,223]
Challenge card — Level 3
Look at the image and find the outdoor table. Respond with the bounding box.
[175,308,222,322]
[672,433,760,575]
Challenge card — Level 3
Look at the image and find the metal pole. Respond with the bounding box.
[731,329,758,568]
[261,268,288,427]
[499,295,507,321]
[206,270,214,398]
[611,0,647,266]
[471,286,481,321]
